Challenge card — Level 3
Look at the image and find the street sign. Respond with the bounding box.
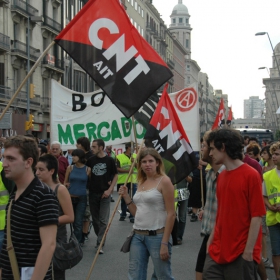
[0,113,12,129]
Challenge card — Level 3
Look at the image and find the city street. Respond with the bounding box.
[66,192,275,280]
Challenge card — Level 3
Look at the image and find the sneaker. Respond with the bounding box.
[130,218,134,223]
[270,263,274,269]
[190,213,198,222]
[111,197,115,202]
[119,216,125,221]
[188,209,193,216]
[262,257,271,268]
[177,239,182,245]
[99,249,104,254]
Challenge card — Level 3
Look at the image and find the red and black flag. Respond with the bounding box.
[145,84,198,184]
[55,0,173,118]
[212,98,225,129]
[227,106,233,126]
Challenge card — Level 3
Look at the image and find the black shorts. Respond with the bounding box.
[195,235,210,273]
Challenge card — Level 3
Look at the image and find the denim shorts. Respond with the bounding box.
[268,223,280,255]
[128,232,174,280]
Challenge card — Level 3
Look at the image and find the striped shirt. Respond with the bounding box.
[0,177,58,280]
[201,165,225,236]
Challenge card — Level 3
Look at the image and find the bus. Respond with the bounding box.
[235,128,274,145]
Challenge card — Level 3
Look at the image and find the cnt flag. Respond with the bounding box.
[145,84,198,184]
[212,98,225,129]
[227,106,233,127]
[55,0,173,118]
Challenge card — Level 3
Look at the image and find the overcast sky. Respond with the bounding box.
[152,0,280,119]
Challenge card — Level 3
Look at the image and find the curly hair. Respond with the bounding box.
[137,148,165,184]
[207,128,243,160]
[270,142,280,155]
[246,143,261,156]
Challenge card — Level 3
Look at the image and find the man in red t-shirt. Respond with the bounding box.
[203,128,266,280]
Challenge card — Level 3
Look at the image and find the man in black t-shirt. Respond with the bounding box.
[87,139,118,253]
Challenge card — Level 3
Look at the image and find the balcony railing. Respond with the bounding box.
[0,33,10,51]
[0,86,50,111]
[42,15,61,33]
[12,40,40,61]
[42,54,64,71]
[11,0,38,16]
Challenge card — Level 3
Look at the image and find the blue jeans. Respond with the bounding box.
[128,233,174,280]
[177,199,188,240]
[118,183,137,219]
[268,223,280,255]
[71,195,87,243]
[89,192,111,245]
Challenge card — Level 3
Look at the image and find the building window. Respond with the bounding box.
[135,1,137,10]
[186,18,189,24]
[131,0,134,6]
[172,18,176,24]
[141,9,144,17]
[179,18,183,23]
[186,39,189,48]
[187,65,190,71]
[74,70,86,92]
[141,28,144,36]
[130,18,133,24]
[138,6,141,14]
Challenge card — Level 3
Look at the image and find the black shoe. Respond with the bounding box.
[177,239,182,245]
[111,198,115,202]
[190,213,198,222]
[119,216,125,221]
[130,218,134,223]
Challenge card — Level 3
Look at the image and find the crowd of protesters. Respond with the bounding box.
[0,129,278,279]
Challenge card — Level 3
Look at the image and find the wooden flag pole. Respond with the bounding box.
[131,115,138,152]
[200,149,205,209]
[86,138,145,280]
[0,41,55,121]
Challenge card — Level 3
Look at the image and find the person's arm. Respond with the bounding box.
[119,185,137,216]
[206,221,215,253]
[64,165,71,188]
[116,159,130,173]
[103,174,118,198]
[86,167,91,178]
[160,176,176,261]
[57,185,74,224]
[242,216,262,261]
[30,224,57,280]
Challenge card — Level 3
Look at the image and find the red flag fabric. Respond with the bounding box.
[55,0,173,118]
[227,106,233,126]
[145,84,198,184]
[212,98,225,129]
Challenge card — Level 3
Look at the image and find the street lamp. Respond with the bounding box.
[26,16,43,131]
[255,32,280,77]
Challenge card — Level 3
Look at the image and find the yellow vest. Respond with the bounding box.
[263,169,280,226]
[0,163,9,230]
[117,153,137,184]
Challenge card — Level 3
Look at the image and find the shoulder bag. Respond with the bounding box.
[7,199,20,280]
[52,185,83,270]
[120,230,135,253]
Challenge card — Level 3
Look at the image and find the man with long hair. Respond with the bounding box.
[203,128,265,280]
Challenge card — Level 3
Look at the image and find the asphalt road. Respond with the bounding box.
[66,193,275,280]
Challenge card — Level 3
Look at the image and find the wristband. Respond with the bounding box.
[126,200,133,206]
[161,241,168,246]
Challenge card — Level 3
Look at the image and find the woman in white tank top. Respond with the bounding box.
[119,148,175,280]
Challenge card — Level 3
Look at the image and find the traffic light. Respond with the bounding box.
[25,114,34,131]
[29,114,34,129]
[25,120,30,131]
[29,83,35,99]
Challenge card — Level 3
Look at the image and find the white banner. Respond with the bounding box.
[169,84,200,151]
[51,80,200,151]
[50,80,145,150]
